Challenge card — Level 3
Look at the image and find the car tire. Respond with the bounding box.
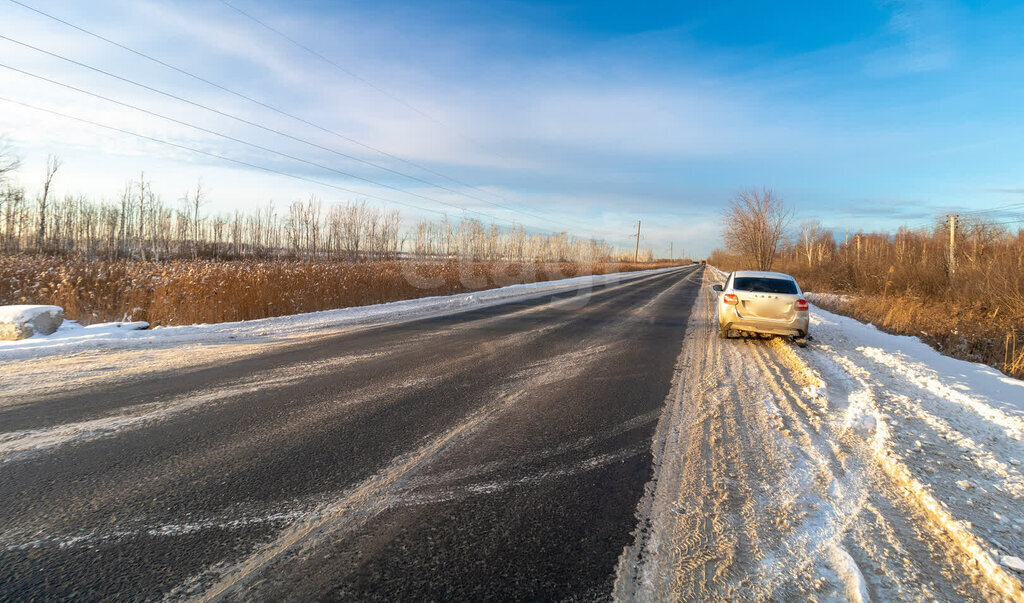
[719,327,730,339]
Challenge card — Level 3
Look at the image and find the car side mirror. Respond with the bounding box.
[712,284,723,292]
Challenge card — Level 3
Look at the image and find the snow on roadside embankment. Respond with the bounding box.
[796,302,1024,596]
[0,267,682,363]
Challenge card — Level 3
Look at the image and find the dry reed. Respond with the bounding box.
[0,255,684,327]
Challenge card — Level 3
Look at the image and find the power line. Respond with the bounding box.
[0,95,454,218]
[5,0,578,233]
[6,88,646,255]
[903,202,1024,230]
[958,202,1024,217]
[985,218,1024,227]
[0,35,554,230]
[0,37,587,236]
[218,0,439,126]
[215,0,536,215]
[0,61,541,230]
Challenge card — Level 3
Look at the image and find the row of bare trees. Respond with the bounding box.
[410,217,620,263]
[715,187,1023,308]
[0,151,636,263]
[770,216,1024,307]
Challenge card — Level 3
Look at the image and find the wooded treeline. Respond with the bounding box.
[0,165,640,263]
[763,217,1023,309]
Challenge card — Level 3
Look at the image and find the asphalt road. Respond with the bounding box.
[0,265,702,601]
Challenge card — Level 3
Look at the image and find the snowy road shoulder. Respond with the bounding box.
[617,268,1023,601]
[797,302,1024,594]
[806,300,1024,418]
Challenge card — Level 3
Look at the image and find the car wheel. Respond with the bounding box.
[719,327,730,339]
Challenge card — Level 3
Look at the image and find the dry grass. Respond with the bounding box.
[0,255,685,327]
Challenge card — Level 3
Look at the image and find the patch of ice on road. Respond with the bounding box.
[0,352,386,463]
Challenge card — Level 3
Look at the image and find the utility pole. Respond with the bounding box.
[948,214,958,279]
[634,220,641,263]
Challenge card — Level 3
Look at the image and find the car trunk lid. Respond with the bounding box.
[735,292,800,321]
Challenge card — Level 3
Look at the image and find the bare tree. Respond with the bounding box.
[341,201,365,261]
[0,137,21,185]
[37,155,62,252]
[798,219,824,268]
[0,160,639,262]
[136,173,149,260]
[188,179,205,258]
[722,188,792,271]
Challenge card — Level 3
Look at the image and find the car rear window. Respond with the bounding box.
[732,277,799,294]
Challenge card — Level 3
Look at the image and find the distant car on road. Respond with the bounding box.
[712,270,809,346]
[699,260,706,266]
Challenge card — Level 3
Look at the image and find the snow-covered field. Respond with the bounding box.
[617,267,1024,600]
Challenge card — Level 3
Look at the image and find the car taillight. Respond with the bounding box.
[795,299,809,311]
[723,293,739,305]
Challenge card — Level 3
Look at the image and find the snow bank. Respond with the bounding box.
[809,305,1024,416]
[804,292,853,306]
[0,266,682,361]
[802,302,1024,598]
[0,305,64,340]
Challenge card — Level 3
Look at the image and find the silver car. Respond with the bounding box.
[712,270,810,345]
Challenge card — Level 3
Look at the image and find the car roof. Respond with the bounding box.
[731,270,797,280]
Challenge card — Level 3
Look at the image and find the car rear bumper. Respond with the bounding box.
[719,309,809,338]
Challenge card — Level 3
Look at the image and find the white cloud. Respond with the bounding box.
[6,0,1012,257]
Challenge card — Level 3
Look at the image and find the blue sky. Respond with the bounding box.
[2,0,1023,255]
